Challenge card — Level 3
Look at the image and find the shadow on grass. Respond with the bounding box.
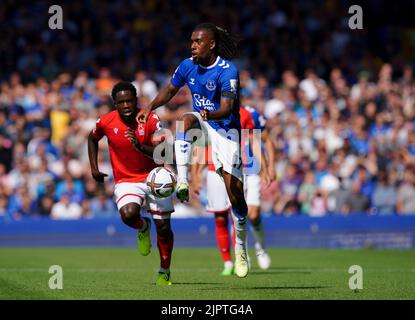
[158,282,222,285]
[196,285,330,291]
[247,286,330,290]
[248,266,323,275]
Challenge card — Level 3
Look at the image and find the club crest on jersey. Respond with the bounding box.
[138,124,145,136]
[206,80,216,91]
[113,128,118,134]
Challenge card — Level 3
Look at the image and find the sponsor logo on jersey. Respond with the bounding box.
[193,94,215,110]
[189,78,195,85]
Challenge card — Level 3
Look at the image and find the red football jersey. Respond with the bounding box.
[239,106,256,131]
[92,110,162,183]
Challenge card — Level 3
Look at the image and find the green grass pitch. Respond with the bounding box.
[1,247,414,299]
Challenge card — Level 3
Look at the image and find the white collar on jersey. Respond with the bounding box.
[198,56,221,69]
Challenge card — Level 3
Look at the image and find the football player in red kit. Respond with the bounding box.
[88,82,174,285]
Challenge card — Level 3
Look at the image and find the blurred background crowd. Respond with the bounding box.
[1,0,415,220]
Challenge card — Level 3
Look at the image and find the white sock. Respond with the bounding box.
[250,220,265,251]
[231,211,247,252]
[224,261,233,269]
[174,140,191,183]
[159,268,170,274]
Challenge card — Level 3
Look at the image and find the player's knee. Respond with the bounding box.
[229,197,248,214]
[228,194,242,208]
[181,114,197,130]
[248,206,260,222]
[156,221,172,238]
[249,214,261,225]
[215,214,227,222]
[119,204,139,223]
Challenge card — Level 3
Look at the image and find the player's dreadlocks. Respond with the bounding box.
[111,81,137,100]
[194,23,242,60]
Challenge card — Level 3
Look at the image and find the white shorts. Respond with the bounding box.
[206,170,231,213]
[206,171,262,212]
[244,174,261,207]
[186,112,243,182]
[114,182,174,220]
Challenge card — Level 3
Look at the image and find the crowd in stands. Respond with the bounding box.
[1,1,415,219]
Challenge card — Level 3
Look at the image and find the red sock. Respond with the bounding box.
[157,230,174,270]
[229,212,236,247]
[130,218,145,230]
[215,213,231,262]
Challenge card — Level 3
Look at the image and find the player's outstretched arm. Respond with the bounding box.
[200,97,233,121]
[87,132,108,182]
[137,83,179,123]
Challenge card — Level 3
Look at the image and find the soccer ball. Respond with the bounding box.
[146,167,177,198]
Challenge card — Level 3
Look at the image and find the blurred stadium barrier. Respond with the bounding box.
[1,215,414,249]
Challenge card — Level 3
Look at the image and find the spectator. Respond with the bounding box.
[50,193,82,220]
[309,191,327,217]
[132,70,158,101]
[297,170,316,215]
[344,182,369,214]
[372,171,397,215]
[327,178,352,215]
[89,189,117,218]
[396,167,415,215]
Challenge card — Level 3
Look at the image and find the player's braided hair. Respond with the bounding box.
[194,23,241,60]
[111,81,137,100]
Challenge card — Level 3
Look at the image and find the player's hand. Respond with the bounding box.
[125,128,140,151]
[262,171,272,188]
[136,106,152,123]
[268,165,276,182]
[200,109,210,121]
[91,170,108,183]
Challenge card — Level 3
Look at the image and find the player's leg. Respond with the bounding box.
[209,128,249,278]
[214,212,234,275]
[115,183,151,256]
[246,174,271,270]
[174,112,204,202]
[153,217,174,286]
[221,169,249,278]
[146,189,175,285]
[207,169,233,275]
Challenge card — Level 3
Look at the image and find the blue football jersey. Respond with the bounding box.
[170,56,241,133]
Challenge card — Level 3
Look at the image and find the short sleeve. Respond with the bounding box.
[148,113,165,143]
[219,67,239,99]
[170,60,188,88]
[240,110,255,130]
[91,117,105,140]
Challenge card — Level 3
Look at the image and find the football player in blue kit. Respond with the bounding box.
[137,23,249,278]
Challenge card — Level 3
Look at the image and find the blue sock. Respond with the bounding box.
[232,206,247,223]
